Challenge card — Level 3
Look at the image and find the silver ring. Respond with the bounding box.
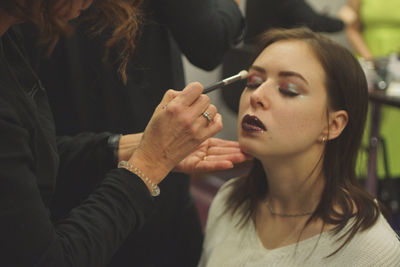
[202,111,212,122]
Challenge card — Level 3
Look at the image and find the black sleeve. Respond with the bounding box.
[56,133,117,178]
[155,0,245,70]
[0,96,155,266]
[51,133,119,220]
[283,0,344,33]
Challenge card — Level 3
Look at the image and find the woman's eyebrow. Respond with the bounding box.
[250,66,308,85]
[249,65,266,74]
[279,71,309,85]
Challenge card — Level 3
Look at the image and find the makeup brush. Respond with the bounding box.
[203,70,249,94]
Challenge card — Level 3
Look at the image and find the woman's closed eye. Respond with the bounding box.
[246,75,302,97]
[246,75,264,89]
[279,82,300,97]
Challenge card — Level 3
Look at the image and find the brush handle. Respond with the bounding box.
[203,70,248,94]
[203,81,225,94]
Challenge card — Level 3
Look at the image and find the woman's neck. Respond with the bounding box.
[0,9,18,36]
[260,151,325,214]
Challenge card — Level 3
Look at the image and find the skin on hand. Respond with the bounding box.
[118,133,143,162]
[174,137,252,174]
[119,135,251,174]
[127,82,223,185]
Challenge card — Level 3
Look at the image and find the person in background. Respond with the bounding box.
[200,28,400,266]
[21,1,245,266]
[339,0,400,60]
[244,0,344,44]
[339,0,400,183]
[0,0,248,266]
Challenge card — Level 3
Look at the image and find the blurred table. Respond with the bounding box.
[367,90,400,196]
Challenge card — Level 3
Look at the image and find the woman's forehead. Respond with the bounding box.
[256,40,317,65]
[254,40,326,83]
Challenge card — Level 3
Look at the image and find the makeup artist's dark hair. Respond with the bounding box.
[0,0,142,84]
[225,27,381,256]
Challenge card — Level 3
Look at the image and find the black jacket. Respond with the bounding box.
[0,27,155,267]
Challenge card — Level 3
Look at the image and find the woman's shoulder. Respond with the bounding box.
[341,213,400,265]
[206,177,241,224]
[200,177,246,266]
[210,177,239,209]
[361,213,400,242]
[365,213,399,244]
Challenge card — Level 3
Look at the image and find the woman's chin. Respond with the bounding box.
[238,142,257,158]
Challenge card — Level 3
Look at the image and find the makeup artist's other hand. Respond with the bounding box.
[174,137,252,174]
[128,82,223,183]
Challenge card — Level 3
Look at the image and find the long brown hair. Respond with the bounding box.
[1,0,142,84]
[225,27,381,256]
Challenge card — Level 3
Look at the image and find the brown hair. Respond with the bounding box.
[0,0,142,84]
[225,27,381,256]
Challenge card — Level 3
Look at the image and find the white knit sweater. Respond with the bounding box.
[199,178,400,267]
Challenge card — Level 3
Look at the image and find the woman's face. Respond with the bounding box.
[55,0,94,21]
[238,40,329,160]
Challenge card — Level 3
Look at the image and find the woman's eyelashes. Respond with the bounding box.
[246,75,264,89]
[279,82,300,97]
[246,75,301,97]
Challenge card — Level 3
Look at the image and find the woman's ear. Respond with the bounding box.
[325,110,348,140]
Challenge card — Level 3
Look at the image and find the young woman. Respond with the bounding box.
[0,0,247,265]
[200,28,400,266]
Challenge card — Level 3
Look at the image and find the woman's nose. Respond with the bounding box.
[250,83,270,110]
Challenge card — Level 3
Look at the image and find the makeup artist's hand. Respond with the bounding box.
[174,138,251,173]
[117,133,143,162]
[127,82,223,184]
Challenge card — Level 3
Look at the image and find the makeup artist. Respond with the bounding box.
[0,1,248,266]
[20,1,245,266]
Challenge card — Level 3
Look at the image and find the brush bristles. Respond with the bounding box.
[238,70,249,79]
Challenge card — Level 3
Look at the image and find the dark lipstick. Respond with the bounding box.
[241,114,267,132]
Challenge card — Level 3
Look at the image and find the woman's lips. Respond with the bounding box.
[241,114,267,132]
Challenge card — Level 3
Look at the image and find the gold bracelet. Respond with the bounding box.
[118,161,160,197]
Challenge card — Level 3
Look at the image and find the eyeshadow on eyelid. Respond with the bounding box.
[247,75,264,84]
[254,76,264,82]
[288,83,297,90]
[285,83,306,98]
